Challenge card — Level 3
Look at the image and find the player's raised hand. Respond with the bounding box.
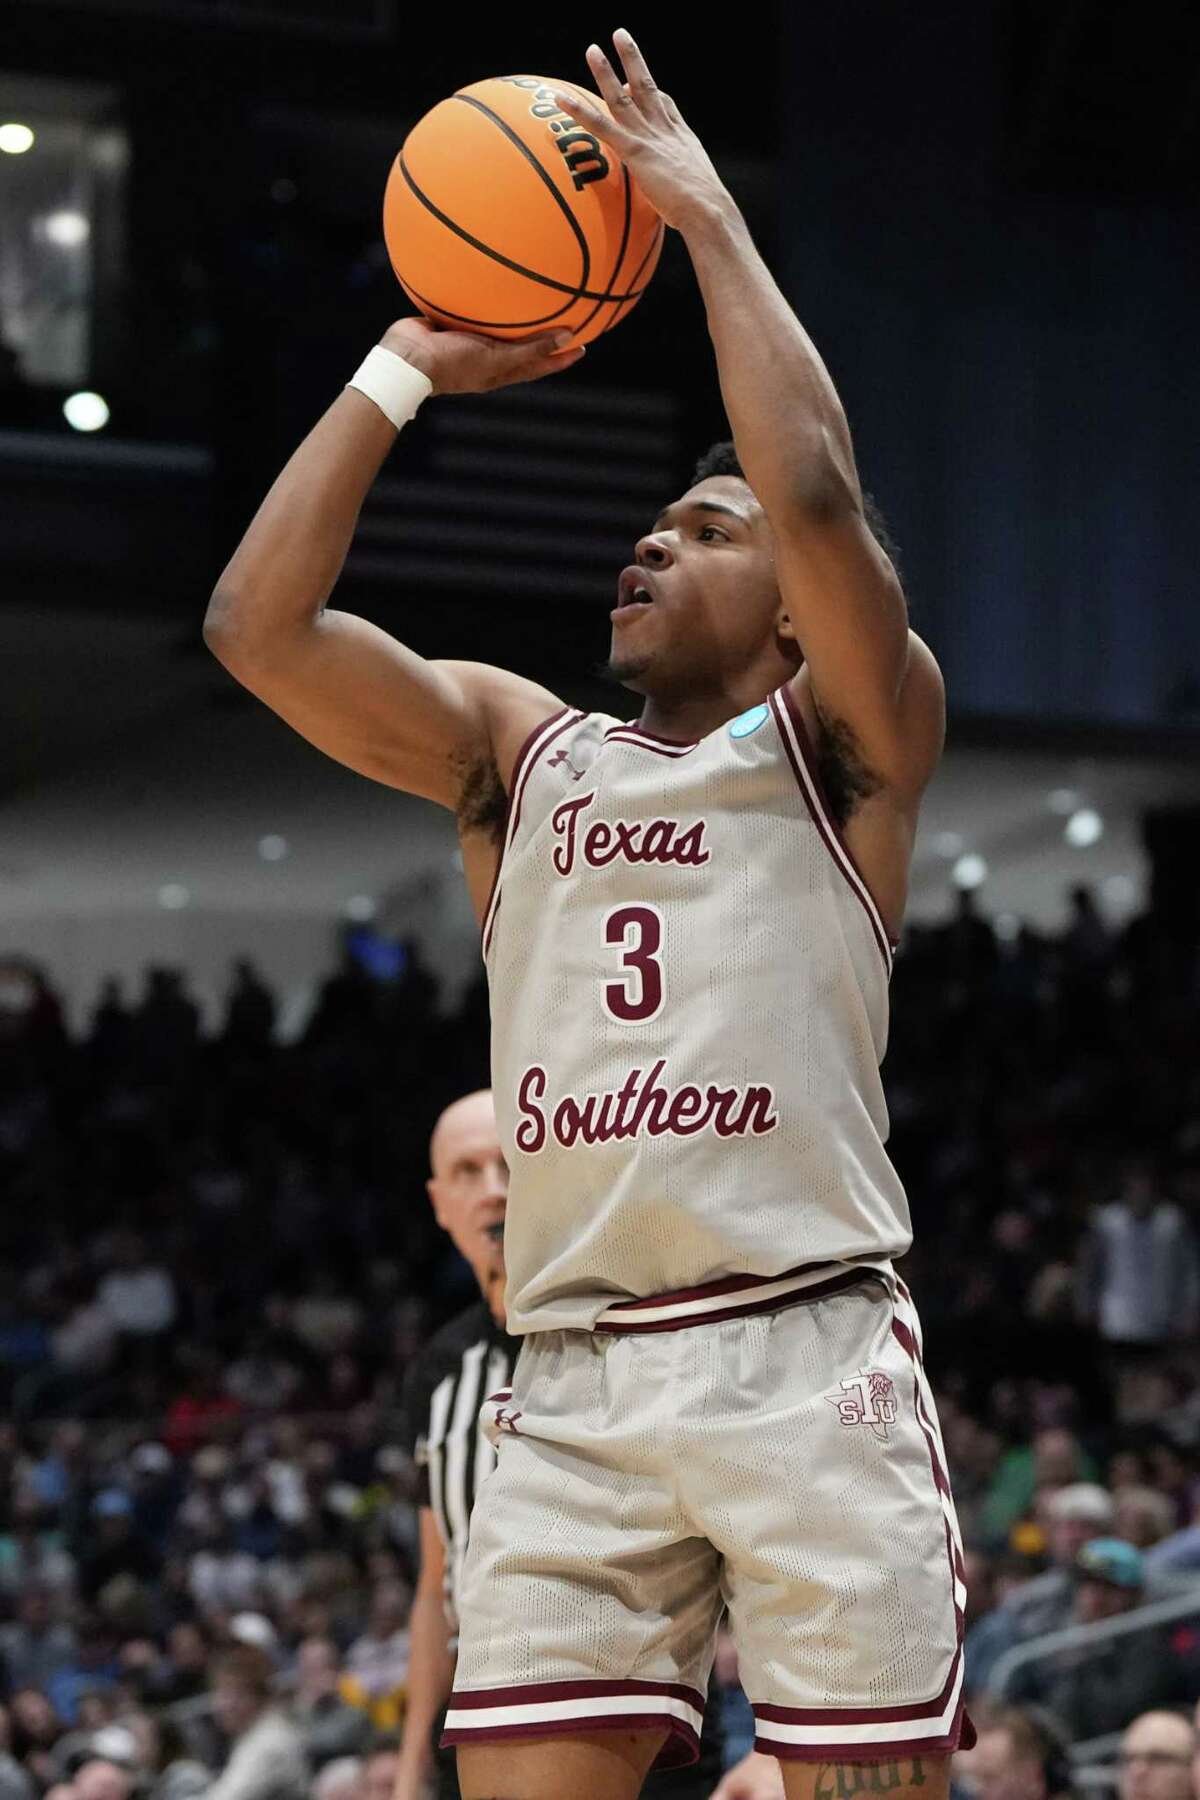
[551,29,730,232]
[381,316,585,396]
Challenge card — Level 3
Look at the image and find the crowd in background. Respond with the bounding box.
[0,877,1199,1798]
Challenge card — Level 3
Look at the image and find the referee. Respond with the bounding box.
[393,1089,725,1800]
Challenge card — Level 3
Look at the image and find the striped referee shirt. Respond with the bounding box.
[401,1299,519,1630]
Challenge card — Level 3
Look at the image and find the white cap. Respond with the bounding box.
[1045,1482,1115,1524]
[229,1612,279,1651]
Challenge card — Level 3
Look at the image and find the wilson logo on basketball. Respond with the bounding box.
[827,1371,899,1441]
[501,76,611,191]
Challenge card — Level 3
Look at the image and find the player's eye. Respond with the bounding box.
[698,525,727,542]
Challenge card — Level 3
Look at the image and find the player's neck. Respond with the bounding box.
[633,684,775,745]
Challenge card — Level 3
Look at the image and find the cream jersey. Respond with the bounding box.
[483,682,912,1334]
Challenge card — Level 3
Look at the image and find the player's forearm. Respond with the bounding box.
[394,1586,455,1797]
[680,197,863,523]
[204,389,397,659]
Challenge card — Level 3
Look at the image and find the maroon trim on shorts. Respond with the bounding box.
[755,1648,962,1727]
[769,686,895,972]
[889,1301,977,1755]
[440,1677,705,1771]
[481,707,581,956]
[593,1265,892,1335]
[752,1699,976,1762]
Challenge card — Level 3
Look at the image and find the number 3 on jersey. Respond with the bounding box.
[602,904,664,1024]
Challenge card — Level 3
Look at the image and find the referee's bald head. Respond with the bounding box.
[426,1089,508,1313]
[428,1088,496,1176]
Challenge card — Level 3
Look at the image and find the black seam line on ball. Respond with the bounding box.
[572,161,633,342]
[449,92,591,296]
[602,218,664,336]
[392,263,579,331]
[395,152,649,306]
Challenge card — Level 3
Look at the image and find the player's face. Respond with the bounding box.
[608,476,787,696]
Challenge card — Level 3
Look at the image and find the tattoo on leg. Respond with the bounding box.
[815,1758,927,1799]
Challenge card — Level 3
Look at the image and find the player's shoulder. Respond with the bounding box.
[433,661,570,793]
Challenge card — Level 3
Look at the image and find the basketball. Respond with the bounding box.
[383,74,665,347]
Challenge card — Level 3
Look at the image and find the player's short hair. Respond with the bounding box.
[689,439,903,579]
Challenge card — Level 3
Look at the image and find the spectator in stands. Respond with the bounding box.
[342,1582,410,1734]
[359,1740,401,1800]
[206,1645,307,1800]
[1114,1488,1179,1551]
[1076,1155,1200,1349]
[1116,1711,1195,1800]
[0,1705,33,1800]
[0,1587,76,1693]
[952,1704,1072,1800]
[71,1762,133,1800]
[977,1431,1100,1550]
[997,1485,1116,1645]
[76,1492,161,1606]
[290,1636,373,1768]
[95,1234,177,1342]
[310,1758,361,1800]
[1034,1540,1186,1740]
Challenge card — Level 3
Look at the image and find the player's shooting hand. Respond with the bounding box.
[381,316,585,396]
[551,29,730,233]
[708,1750,787,1800]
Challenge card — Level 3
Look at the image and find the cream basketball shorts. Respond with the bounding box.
[442,1264,976,1771]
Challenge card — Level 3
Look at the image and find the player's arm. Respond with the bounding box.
[203,319,585,806]
[683,208,944,801]
[393,1507,455,1800]
[555,34,944,802]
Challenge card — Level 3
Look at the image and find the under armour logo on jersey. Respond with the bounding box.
[827,1370,898,1441]
[548,748,586,781]
[492,1405,523,1436]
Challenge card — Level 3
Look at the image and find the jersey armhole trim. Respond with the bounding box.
[769,684,894,974]
[481,707,583,956]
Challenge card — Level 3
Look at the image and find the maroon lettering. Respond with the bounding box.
[513,1060,780,1153]
[550,791,710,879]
[516,1065,548,1153]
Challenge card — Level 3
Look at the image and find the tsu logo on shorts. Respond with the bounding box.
[826,1370,898,1441]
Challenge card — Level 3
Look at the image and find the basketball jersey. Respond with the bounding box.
[483,681,913,1335]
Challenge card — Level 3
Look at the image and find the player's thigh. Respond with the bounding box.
[782,1752,950,1800]
[695,1282,967,1760]
[457,1727,669,1800]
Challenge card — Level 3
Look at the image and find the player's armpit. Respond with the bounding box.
[790,629,945,807]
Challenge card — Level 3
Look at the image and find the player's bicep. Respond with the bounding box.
[213,610,490,808]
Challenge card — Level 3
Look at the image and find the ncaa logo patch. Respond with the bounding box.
[729,703,770,739]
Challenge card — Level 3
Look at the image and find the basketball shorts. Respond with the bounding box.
[442,1266,976,1770]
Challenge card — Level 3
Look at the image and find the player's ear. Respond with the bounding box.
[775,602,799,649]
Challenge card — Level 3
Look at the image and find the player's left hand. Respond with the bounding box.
[551,29,731,233]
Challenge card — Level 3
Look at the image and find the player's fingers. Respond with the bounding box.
[489,338,586,389]
[613,27,663,108]
[550,82,636,154]
[584,41,629,112]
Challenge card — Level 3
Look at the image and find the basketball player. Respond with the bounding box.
[395,1089,724,1800]
[204,28,969,1800]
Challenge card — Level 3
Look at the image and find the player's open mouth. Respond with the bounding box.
[612,566,658,619]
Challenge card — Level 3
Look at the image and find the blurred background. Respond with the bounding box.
[2,2,1200,1797]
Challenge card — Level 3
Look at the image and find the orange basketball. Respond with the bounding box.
[383,74,664,348]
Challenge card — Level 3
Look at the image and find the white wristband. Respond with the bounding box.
[347,344,433,431]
